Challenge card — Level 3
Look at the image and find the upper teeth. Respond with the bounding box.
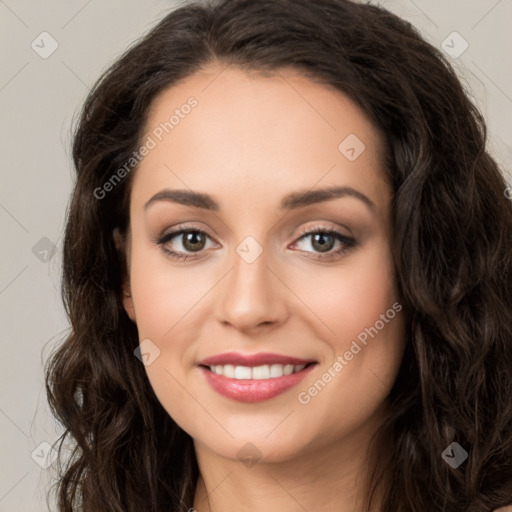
[209,364,307,379]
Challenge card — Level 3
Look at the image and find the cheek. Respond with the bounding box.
[293,238,405,415]
[127,248,206,432]
[128,243,212,341]
[127,244,217,411]
[291,236,399,347]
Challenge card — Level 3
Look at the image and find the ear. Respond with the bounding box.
[122,283,136,323]
[113,227,136,322]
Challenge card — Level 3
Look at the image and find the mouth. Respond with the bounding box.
[197,353,318,402]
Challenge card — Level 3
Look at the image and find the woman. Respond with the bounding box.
[45,0,512,510]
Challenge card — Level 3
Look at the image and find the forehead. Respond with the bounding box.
[130,63,391,213]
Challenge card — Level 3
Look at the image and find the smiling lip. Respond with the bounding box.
[198,352,317,403]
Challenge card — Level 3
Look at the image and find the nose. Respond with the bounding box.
[215,245,289,333]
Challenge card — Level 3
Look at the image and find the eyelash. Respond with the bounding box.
[156,223,357,262]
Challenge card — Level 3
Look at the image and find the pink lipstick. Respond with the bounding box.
[198,352,317,403]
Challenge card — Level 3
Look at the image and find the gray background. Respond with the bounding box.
[1,0,511,510]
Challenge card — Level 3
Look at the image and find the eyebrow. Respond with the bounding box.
[144,186,376,212]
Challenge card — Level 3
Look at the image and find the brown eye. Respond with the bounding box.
[180,231,207,252]
[291,227,357,261]
[310,232,336,253]
[157,227,216,261]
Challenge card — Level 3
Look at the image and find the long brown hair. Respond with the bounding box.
[45,0,512,510]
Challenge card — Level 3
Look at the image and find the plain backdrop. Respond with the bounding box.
[1,0,511,510]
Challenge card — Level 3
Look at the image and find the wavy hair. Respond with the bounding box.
[45,0,512,510]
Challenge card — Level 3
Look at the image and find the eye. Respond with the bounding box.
[155,224,357,262]
[156,224,217,261]
[290,226,357,260]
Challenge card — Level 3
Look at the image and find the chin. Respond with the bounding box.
[195,425,316,466]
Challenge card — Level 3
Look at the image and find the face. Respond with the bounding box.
[119,63,406,465]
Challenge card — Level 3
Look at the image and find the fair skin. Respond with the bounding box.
[119,62,406,512]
